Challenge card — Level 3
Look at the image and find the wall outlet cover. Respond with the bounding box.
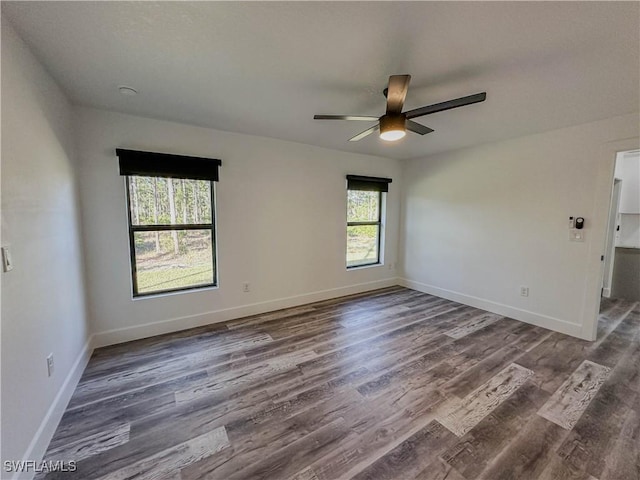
[569,229,585,242]
[1,246,13,272]
[46,354,54,377]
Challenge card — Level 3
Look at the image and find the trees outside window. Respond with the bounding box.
[125,176,216,296]
[345,175,391,268]
[347,189,383,268]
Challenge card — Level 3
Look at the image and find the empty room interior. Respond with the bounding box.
[2,2,640,479]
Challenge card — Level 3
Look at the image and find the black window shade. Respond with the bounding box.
[117,149,222,181]
[346,175,392,192]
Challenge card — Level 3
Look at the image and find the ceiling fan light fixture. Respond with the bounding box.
[313,74,486,143]
[379,114,406,142]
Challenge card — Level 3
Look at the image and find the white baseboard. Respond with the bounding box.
[14,336,94,480]
[602,287,612,298]
[93,278,400,347]
[400,278,585,339]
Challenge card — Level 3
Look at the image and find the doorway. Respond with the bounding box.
[602,149,640,302]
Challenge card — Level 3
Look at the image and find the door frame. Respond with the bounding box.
[602,178,622,298]
[582,138,639,340]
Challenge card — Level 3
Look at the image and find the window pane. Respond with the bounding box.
[129,176,212,225]
[347,190,380,222]
[133,230,214,294]
[347,225,379,267]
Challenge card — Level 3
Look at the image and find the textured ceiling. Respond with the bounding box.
[3,1,639,160]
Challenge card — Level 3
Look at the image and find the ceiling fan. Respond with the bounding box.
[313,74,486,142]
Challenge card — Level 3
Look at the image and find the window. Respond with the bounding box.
[117,149,221,297]
[346,175,392,268]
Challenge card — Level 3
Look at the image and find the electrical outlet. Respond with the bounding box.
[46,354,54,377]
[520,286,529,297]
[242,282,250,293]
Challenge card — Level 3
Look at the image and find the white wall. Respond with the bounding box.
[400,113,639,340]
[614,151,640,248]
[74,108,401,345]
[614,150,640,214]
[1,17,90,475]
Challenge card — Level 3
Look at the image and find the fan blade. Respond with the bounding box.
[386,74,411,114]
[406,120,434,135]
[349,124,379,142]
[314,115,378,121]
[405,92,487,119]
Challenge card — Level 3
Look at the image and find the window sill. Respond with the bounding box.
[346,262,383,271]
[132,284,219,301]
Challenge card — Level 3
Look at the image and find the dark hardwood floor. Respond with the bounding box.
[41,287,639,479]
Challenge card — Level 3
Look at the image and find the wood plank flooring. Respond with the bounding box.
[40,287,640,479]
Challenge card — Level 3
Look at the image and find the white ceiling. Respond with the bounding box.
[3,1,639,160]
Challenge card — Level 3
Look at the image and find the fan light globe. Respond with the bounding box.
[379,114,406,142]
[380,129,406,141]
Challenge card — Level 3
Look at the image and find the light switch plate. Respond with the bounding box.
[1,246,13,272]
[569,230,585,242]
